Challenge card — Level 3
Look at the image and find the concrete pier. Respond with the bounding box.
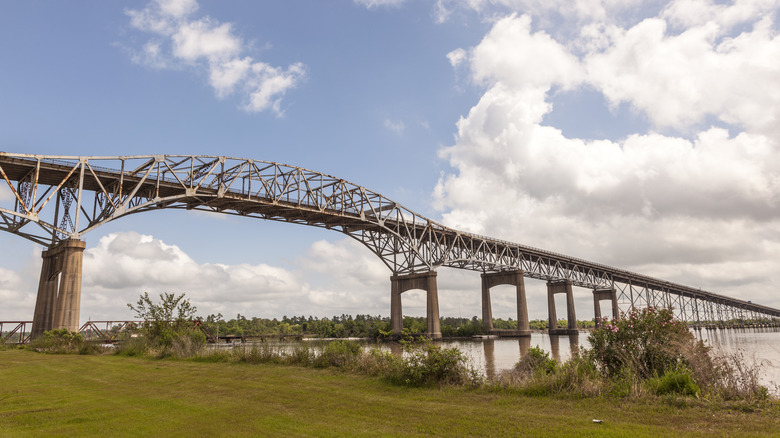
[31,239,86,338]
[390,271,441,339]
[481,270,530,336]
[547,279,577,335]
[593,288,619,327]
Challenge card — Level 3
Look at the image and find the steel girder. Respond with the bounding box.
[2,152,779,323]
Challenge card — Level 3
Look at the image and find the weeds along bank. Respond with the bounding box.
[15,306,773,405]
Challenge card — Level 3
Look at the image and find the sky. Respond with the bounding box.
[2,0,780,324]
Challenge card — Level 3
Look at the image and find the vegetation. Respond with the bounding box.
[2,349,779,437]
[27,328,103,355]
[19,295,776,410]
[496,307,771,401]
[193,313,595,339]
[123,292,206,358]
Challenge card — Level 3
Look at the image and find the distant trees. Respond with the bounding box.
[195,313,598,339]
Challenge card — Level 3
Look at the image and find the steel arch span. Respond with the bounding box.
[1,152,779,336]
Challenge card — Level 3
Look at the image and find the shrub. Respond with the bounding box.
[313,340,362,368]
[126,292,205,358]
[168,329,207,359]
[588,307,695,379]
[286,344,314,366]
[498,347,603,397]
[234,344,284,365]
[390,343,480,387]
[114,336,149,357]
[708,351,769,401]
[354,348,401,376]
[647,366,701,397]
[515,346,557,376]
[28,328,103,354]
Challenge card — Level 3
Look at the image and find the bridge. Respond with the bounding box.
[1,152,778,339]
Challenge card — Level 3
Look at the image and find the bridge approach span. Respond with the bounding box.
[1,153,778,338]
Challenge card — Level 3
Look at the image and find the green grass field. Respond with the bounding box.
[1,349,778,437]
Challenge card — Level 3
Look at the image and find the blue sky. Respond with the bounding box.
[2,0,780,323]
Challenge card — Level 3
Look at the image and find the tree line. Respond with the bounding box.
[198,313,597,339]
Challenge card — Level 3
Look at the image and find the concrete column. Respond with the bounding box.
[391,279,403,334]
[32,239,86,338]
[593,288,619,327]
[32,256,58,338]
[390,271,441,339]
[481,270,529,336]
[481,277,493,331]
[425,273,441,339]
[547,280,576,334]
[547,283,558,330]
[516,273,530,333]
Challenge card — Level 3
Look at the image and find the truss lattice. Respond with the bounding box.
[1,152,778,323]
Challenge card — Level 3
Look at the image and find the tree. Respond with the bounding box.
[128,292,197,322]
[127,292,199,347]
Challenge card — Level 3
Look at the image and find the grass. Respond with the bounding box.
[1,350,780,436]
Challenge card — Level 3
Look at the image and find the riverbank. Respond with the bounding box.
[1,349,778,436]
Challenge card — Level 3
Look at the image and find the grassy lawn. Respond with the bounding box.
[1,349,778,437]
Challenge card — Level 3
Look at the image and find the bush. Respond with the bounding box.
[234,344,284,365]
[286,344,314,366]
[168,329,207,359]
[588,307,695,379]
[28,328,103,355]
[647,366,701,397]
[126,292,205,358]
[390,343,480,387]
[515,346,557,376]
[313,340,362,368]
[498,347,603,397]
[706,350,769,401]
[114,336,148,357]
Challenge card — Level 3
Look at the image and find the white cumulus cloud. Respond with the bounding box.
[435,3,780,310]
[124,0,306,115]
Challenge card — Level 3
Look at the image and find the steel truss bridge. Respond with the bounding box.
[1,153,778,338]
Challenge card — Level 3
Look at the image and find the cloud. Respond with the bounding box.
[0,267,37,320]
[384,119,406,134]
[586,12,780,135]
[354,0,407,9]
[80,232,311,320]
[124,0,306,115]
[435,6,780,310]
[447,48,467,67]
[0,228,632,323]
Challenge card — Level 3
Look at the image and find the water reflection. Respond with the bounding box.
[519,336,531,357]
[483,340,495,380]
[439,328,780,391]
[547,333,580,361]
[549,334,560,361]
[388,342,403,356]
[694,326,780,390]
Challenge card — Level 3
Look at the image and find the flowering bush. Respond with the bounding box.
[588,307,695,379]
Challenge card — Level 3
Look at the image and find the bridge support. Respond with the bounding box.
[547,280,577,335]
[481,270,530,336]
[390,271,441,339]
[593,288,619,327]
[31,239,86,339]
